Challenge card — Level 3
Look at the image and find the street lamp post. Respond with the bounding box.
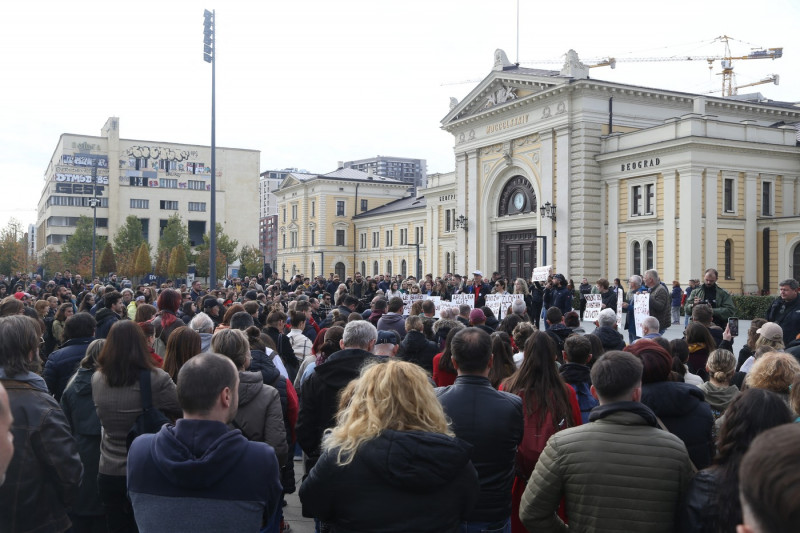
[407,243,421,280]
[88,160,100,281]
[203,9,217,288]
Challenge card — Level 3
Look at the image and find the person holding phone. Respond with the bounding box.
[684,269,736,329]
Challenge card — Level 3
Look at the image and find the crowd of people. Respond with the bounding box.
[0,265,799,533]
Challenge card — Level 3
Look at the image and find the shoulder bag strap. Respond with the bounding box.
[139,369,153,410]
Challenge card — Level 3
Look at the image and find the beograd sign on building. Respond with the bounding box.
[621,158,660,172]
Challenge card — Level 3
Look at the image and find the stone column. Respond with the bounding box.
[704,169,718,271]
[607,179,620,277]
[466,150,479,272]
[678,166,704,281]
[555,126,570,273]
[539,130,554,268]
[662,171,677,283]
[743,173,758,293]
[455,152,468,274]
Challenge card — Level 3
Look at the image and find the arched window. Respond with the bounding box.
[445,252,451,274]
[416,258,423,279]
[334,262,346,280]
[498,175,537,216]
[794,243,800,282]
[360,262,366,277]
[281,263,286,279]
[632,241,641,276]
[401,259,407,277]
[291,264,296,277]
[724,239,733,280]
[645,241,654,271]
[386,260,392,276]
[373,261,379,276]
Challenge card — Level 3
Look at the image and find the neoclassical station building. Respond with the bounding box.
[278,49,800,293]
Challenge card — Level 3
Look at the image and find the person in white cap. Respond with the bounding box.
[466,270,492,308]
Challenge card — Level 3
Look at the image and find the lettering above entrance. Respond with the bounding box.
[498,175,537,216]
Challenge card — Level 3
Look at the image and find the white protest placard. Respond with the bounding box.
[531,265,552,283]
[485,294,516,320]
[616,287,624,329]
[402,293,425,316]
[583,294,603,321]
[633,293,650,337]
[450,293,475,310]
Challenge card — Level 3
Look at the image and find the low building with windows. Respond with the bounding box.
[35,117,260,257]
[273,168,411,280]
[277,49,800,292]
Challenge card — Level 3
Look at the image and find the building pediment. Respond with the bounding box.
[442,49,563,128]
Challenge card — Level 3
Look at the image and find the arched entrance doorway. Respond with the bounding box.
[496,175,539,280]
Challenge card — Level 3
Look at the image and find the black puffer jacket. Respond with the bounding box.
[60,367,104,517]
[641,380,714,469]
[436,375,524,522]
[591,326,626,351]
[296,349,379,466]
[300,429,479,532]
[397,330,439,372]
[43,336,94,401]
[94,307,119,339]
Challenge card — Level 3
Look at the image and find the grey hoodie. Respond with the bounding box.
[699,381,739,417]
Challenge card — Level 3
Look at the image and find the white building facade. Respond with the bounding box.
[36,117,260,257]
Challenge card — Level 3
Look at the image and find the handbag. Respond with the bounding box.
[127,369,171,449]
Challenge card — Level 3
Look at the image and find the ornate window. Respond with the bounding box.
[498,175,537,216]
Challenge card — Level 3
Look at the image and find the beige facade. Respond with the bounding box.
[275,50,800,292]
[36,117,260,258]
[273,168,412,280]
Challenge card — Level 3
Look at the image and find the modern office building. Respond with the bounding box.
[260,169,303,270]
[342,156,427,190]
[36,117,260,258]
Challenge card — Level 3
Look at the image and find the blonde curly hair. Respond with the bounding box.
[745,352,800,394]
[323,360,452,466]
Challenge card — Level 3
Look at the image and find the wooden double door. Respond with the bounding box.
[498,231,538,282]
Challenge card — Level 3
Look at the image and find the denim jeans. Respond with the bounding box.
[459,517,511,533]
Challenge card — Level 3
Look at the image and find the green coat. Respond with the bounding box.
[684,285,736,325]
[519,403,694,533]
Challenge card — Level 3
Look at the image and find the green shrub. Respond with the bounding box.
[732,295,775,320]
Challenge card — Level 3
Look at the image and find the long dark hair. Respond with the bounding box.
[162,325,201,383]
[97,320,154,387]
[502,330,574,429]
[685,322,717,351]
[437,327,461,374]
[708,388,793,533]
[489,331,516,389]
[317,326,344,366]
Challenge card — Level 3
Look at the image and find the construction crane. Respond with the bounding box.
[520,36,783,97]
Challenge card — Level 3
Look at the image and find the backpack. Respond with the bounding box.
[569,381,599,424]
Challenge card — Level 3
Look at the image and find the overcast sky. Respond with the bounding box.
[2,0,797,232]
